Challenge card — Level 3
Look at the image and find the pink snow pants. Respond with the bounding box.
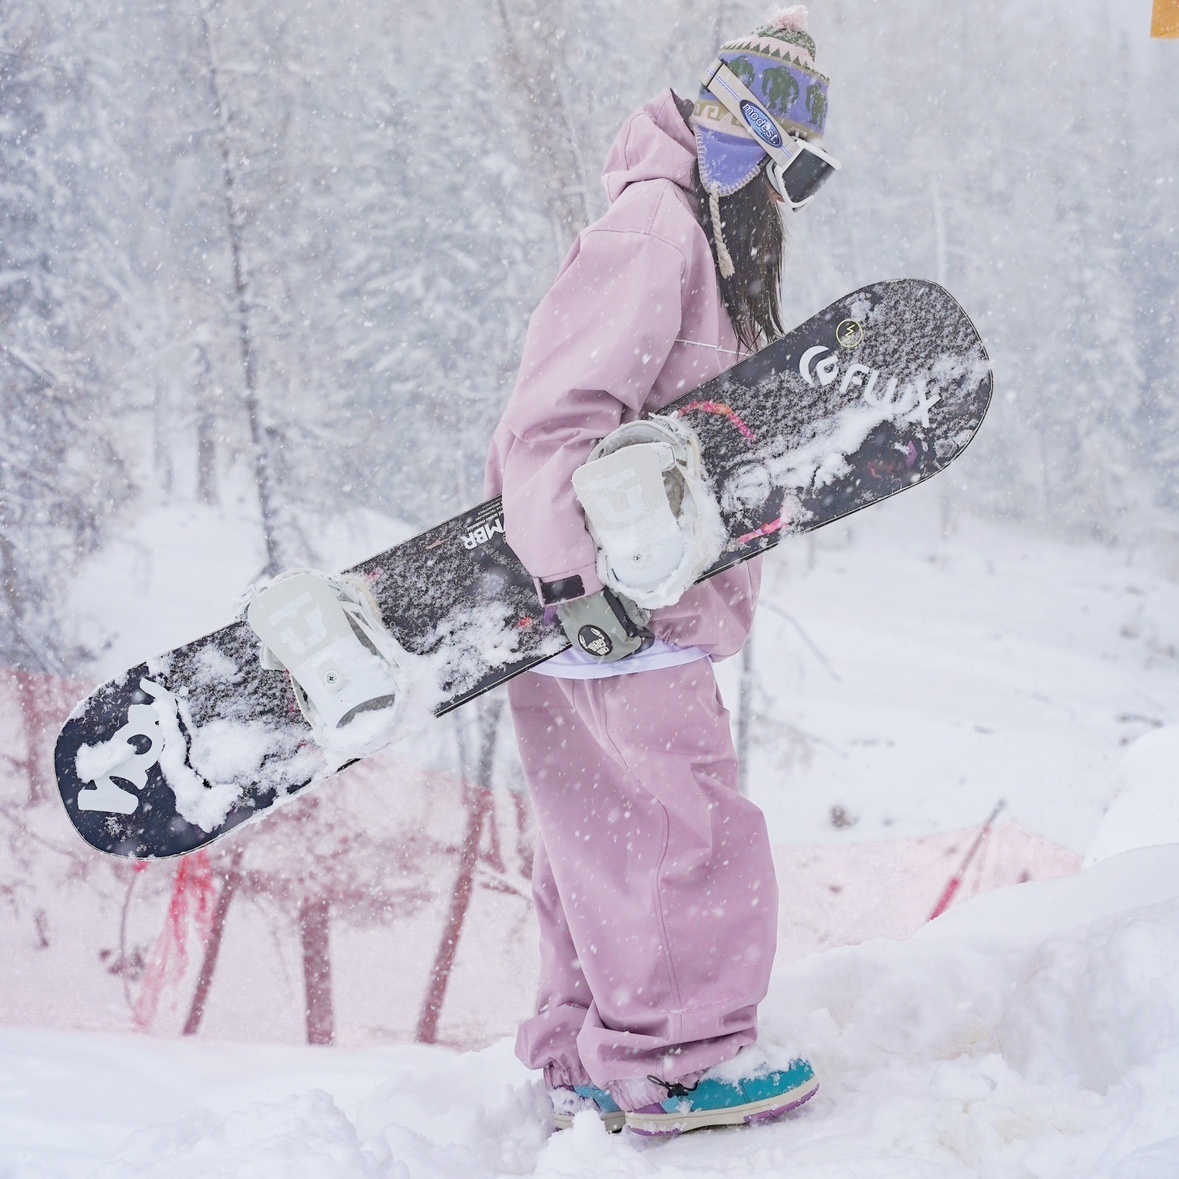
[508,659,778,1111]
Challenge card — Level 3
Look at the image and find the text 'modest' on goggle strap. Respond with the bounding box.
[700,58,841,210]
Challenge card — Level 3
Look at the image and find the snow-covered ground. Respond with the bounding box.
[5,844,1179,1178]
[6,480,1179,1174]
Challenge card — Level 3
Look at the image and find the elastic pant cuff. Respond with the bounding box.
[543,1061,594,1090]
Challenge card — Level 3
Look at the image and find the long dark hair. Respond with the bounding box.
[694,161,787,353]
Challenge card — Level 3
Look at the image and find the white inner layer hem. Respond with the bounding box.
[531,638,710,680]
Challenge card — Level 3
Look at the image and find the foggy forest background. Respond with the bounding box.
[2,0,1177,682]
[1,0,1178,1046]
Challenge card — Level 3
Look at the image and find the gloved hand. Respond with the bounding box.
[556,587,654,663]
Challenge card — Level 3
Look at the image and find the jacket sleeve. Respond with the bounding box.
[487,226,686,599]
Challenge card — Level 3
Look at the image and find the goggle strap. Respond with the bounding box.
[700,58,806,178]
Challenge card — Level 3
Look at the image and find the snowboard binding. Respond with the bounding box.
[245,569,408,757]
[572,415,726,609]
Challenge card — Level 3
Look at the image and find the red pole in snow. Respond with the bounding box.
[928,800,1005,921]
[134,849,218,1031]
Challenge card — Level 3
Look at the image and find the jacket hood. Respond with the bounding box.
[601,89,698,205]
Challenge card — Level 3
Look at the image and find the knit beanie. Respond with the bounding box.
[692,6,830,275]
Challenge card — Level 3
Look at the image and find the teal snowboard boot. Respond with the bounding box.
[625,1058,817,1136]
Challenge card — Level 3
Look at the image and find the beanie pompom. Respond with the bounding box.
[765,5,809,33]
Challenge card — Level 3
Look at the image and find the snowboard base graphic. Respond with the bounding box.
[56,279,992,859]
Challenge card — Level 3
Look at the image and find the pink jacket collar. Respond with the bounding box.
[601,90,697,205]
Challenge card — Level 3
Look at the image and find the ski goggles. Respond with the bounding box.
[700,58,841,210]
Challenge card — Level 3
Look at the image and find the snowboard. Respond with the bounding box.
[56,279,992,859]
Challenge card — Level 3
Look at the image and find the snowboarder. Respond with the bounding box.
[485,6,838,1135]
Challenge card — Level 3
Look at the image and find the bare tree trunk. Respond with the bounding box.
[0,521,54,803]
[153,377,174,495]
[193,343,219,506]
[415,786,491,1044]
[930,179,947,287]
[10,669,47,803]
[416,697,504,1043]
[476,698,505,871]
[299,896,334,1045]
[493,0,594,250]
[512,790,534,880]
[195,2,283,575]
[482,794,506,873]
[196,410,218,506]
[183,849,242,1035]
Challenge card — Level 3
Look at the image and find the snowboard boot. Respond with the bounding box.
[571,415,725,609]
[245,569,408,756]
[625,1058,817,1137]
[549,1085,626,1133]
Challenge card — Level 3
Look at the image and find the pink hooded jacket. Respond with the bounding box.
[485,90,761,659]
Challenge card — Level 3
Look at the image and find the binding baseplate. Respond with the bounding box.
[245,569,408,757]
[572,415,725,609]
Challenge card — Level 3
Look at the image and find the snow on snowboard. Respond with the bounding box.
[56,279,992,859]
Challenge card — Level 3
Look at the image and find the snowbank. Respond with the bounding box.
[1085,725,1179,868]
[760,847,1179,1178]
[5,843,1179,1179]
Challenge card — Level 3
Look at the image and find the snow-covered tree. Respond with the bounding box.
[0,4,133,802]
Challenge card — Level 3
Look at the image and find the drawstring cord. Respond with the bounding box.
[648,1074,699,1099]
[674,338,740,355]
